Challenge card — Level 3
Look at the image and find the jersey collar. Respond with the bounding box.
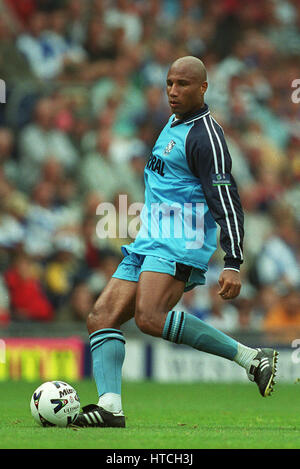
[170,103,210,127]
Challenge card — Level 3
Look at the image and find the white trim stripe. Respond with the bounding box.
[184,110,210,124]
[225,184,244,260]
[210,116,224,135]
[210,115,243,259]
[209,116,243,260]
[203,116,237,259]
[184,121,195,167]
[207,115,243,260]
[209,116,225,173]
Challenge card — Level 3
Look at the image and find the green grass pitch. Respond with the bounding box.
[0,379,299,449]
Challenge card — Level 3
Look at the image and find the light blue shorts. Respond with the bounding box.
[112,252,206,291]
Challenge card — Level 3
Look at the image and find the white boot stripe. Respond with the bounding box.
[89,412,97,424]
[94,411,103,423]
[260,363,270,372]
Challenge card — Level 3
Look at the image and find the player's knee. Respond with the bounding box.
[134,303,157,336]
[134,312,152,335]
[87,304,106,331]
[87,295,114,331]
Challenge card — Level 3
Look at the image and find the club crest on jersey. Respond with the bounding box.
[163,140,176,155]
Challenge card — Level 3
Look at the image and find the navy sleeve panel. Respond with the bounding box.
[186,116,244,269]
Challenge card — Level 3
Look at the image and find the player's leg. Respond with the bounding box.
[74,253,144,427]
[135,271,239,359]
[74,277,137,428]
[135,270,277,396]
[88,276,136,408]
[135,271,186,336]
[87,276,136,333]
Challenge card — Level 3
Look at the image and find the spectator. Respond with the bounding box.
[0,17,36,84]
[104,0,143,45]
[4,251,54,321]
[205,282,241,333]
[4,0,37,27]
[230,283,261,330]
[18,97,79,191]
[141,38,175,89]
[90,53,145,136]
[40,7,87,79]
[81,214,102,269]
[66,0,89,47]
[0,184,26,251]
[83,15,120,62]
[254,205,300,288]
[0,127,18,185]
[44,233,83,310]
[175,288,209,322]
[16,10,62,80]
[133,85,170,139]
[87,248,122,296]
[263,287,300,342]
[58,282,94,322]
[79,128,144,203]
[0,273,10,325]
[23,180,63,257]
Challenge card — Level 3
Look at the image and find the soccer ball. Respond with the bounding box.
[30,381,80,427]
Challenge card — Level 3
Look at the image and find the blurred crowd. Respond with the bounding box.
[0,0,299,339]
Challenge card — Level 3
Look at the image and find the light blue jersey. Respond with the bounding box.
[122,104,244,273]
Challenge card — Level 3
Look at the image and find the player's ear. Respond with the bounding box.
[201,81,208,94]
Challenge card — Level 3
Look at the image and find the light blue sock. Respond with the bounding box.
[89,328,125,397]
[162,310,238,360]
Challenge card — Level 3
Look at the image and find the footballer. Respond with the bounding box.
[74,56,278,428]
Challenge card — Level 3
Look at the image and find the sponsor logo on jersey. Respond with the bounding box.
[146,155,165,176]
[212,173,231,186]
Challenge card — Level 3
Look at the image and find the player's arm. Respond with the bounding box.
[186,118,244,299]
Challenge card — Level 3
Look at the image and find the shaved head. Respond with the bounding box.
[170,56,207,83]
[166,56,208,118]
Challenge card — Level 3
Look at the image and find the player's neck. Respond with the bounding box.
[175,102,207,120]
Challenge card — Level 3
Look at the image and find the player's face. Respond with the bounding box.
[166,66,207,118]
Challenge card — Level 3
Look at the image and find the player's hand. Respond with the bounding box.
[218,269,241,300]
